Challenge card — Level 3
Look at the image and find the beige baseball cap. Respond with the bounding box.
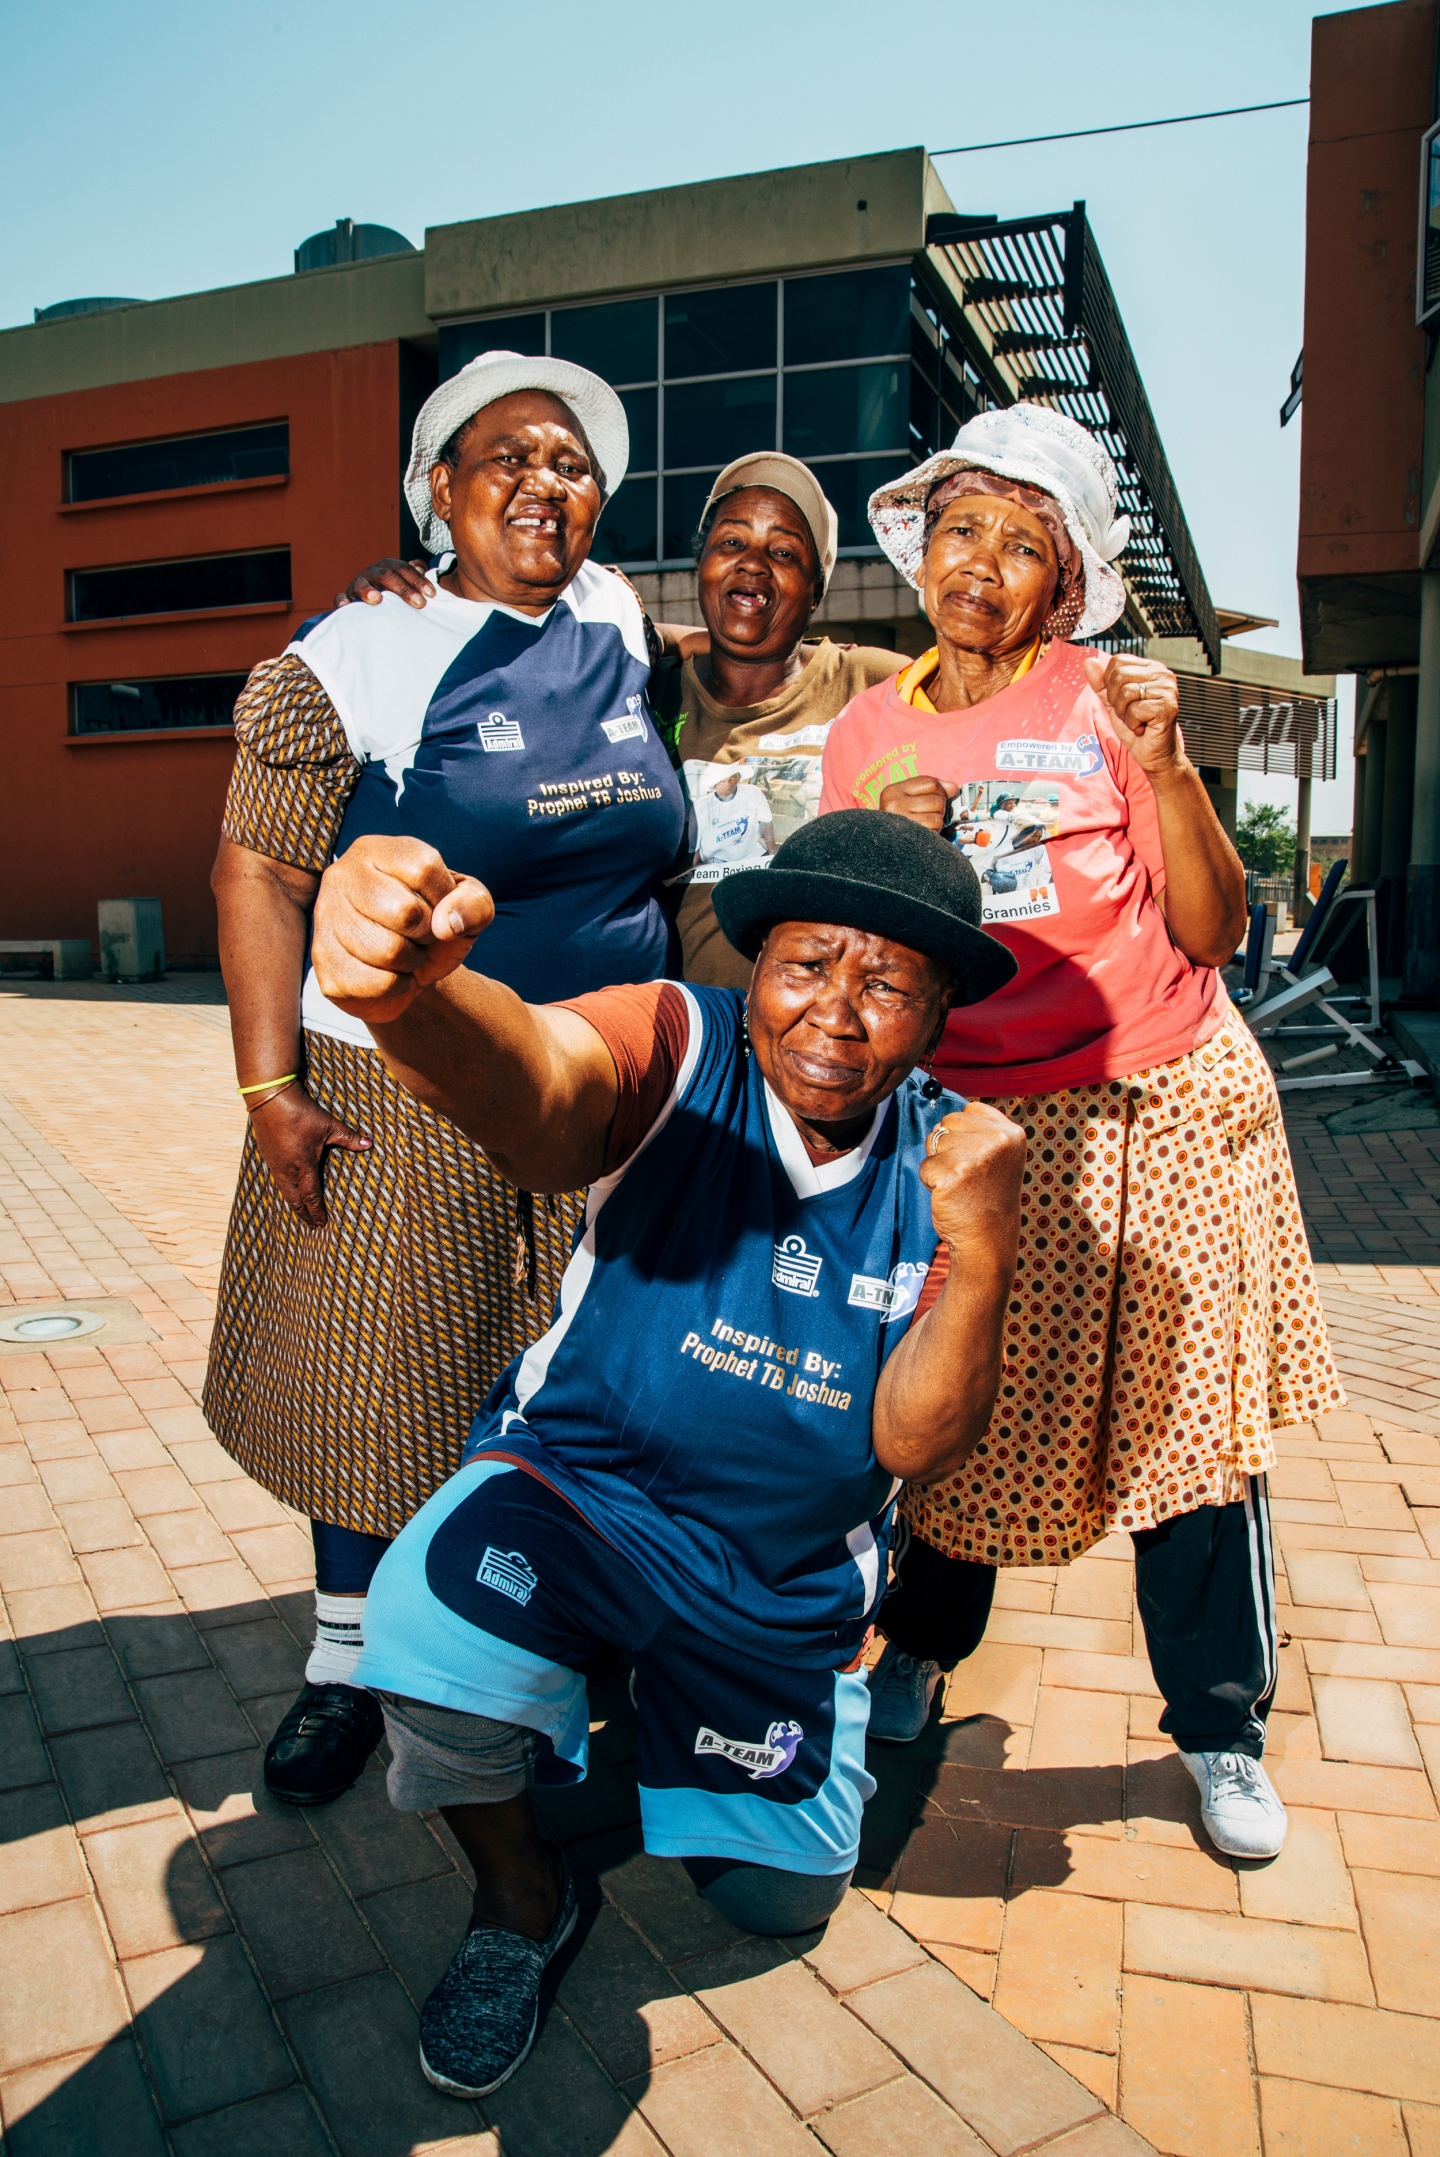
[700,453,839,590]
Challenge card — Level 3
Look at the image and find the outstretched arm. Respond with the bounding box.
[871,1103,1025,1484]
[311,835,619,1190]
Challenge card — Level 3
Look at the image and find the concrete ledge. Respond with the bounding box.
[1390,1008,1440,1082]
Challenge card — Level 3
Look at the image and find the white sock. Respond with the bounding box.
[306,1591,367,1686]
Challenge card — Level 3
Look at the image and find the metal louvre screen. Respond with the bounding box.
[1173,674,1337,781]
[925,205,1220,671]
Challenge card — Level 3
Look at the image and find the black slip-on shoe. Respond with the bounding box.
[263,1682,384,1806]
[419,1859,579,2098]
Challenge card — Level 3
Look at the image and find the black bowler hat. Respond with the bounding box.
[712,809,1018,1006]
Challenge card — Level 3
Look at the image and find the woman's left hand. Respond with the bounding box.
[1083,655,1182,776]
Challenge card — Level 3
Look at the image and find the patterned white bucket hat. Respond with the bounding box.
[867,404,1132,637]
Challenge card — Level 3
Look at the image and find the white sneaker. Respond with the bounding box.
[865,1643,943,1744]
[1179,1749,1288,1859]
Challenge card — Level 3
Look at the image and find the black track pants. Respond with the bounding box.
[878,1477,1279,1759]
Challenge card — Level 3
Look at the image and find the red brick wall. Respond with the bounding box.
[0,343,402,963]
[1299,0,1436,587]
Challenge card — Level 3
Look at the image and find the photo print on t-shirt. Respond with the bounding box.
[947,780,1062,925]
[677,726,830,886]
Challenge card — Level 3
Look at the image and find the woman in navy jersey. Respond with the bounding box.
[307,809,1023,2099]
[205,353,686,1810]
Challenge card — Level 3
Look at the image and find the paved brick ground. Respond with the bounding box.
[3,976,1440,2156]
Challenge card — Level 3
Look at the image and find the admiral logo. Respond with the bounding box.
[994,733,1102,776]
[475,1547,538,1605]
[602,695,649,745]
[478,711,525,753]
[847,1260,928,1323]
[694,1718,804,1781]
[772,1235,823,1298]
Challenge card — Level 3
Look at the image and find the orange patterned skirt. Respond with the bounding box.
[904,1007,1342,1567]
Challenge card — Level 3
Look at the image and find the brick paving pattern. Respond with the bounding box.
[2,976,1439,2155]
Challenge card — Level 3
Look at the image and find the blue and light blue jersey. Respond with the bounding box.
[288,560,685,1045]
[469,986,962,1667]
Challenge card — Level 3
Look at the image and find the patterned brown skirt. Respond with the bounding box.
[203,1031,581,1536]
[904,1009,1343,1568]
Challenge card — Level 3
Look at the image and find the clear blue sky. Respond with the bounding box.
[1,0,1352,826]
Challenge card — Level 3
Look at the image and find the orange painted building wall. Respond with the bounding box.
[1299,0,1434,594]
[0,342,403,963]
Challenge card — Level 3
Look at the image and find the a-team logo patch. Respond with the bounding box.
[994,732,1102,776]
[475,1547,538,1605]
[602,695,648,745]
[772,1235,822,1297]
[478,711,525,753]
[848,1260,928,1323]
[695,1719,804,1781]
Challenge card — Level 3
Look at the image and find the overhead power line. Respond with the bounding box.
[931,98,1309,159]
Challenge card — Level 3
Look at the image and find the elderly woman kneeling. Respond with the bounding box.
[822,405,1342,1862]
[308,813,1022,2096]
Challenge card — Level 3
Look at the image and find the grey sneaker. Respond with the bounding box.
[865,1643,943,1744]
[1178,1749,1287,1859]
[419,1858,578,2098]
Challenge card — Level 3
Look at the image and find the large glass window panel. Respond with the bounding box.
[783,363,907,460]
[71,673,248,734]
[550,298,657,385]
[68,424,289,503]
[810,457,908,551]
[591,479,657,565]
[664,284,776,379]
[664,376,776,470]
[70,549,291,622]
[910,370,940,461]
[783,267,911,368]
[619,387,658,473]
[662,470,721,560]
[438,313,546,380]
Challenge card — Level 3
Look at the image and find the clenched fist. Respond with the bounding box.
[920,1101,1026,1281]
[312,836,494,1025]
[1082,653,1183,776]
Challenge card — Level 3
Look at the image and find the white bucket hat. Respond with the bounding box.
[867,403,1132,637]
[404,350,630,555]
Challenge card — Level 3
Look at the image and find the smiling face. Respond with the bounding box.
[429,390,603,612]
[922,493,1061,659]
[747,921,953,1140]
[696,486,822,663]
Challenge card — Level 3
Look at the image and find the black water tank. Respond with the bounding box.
[33,296,143,324]
[294,219,415,273]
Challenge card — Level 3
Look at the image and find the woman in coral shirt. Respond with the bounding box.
[821,405,1342,1862]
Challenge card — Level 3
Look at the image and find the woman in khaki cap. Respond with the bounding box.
[343,450,905,982]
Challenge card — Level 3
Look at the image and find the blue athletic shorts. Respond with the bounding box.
[353,1455,874,1877]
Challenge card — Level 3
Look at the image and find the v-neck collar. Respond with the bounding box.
[762,1078,892,1200]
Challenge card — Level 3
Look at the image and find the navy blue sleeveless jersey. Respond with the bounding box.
[468,986,963,1668]
[288,560,685,1046]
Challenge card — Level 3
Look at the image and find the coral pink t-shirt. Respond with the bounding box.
[819,640,1224,1096]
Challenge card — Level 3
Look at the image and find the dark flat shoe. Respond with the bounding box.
[263,1682,383,1806]
[419,1860,578,2098]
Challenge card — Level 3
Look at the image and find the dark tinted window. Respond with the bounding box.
[783,267,910,367]
[68,424,288,503]
[809,457,908,551]
[551,298,657,384]
[663,470,721,560]
[664,284,775,379]
[665,376,776,470]
[72,674,247,734]
[783,363,907,460]
[910,368,940,460]
[71,550,291,622]
[591,479,658,566]
[619,387,658,472]
[438,313,546,380]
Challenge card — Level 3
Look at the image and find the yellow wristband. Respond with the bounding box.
[237,1073,299,1096]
